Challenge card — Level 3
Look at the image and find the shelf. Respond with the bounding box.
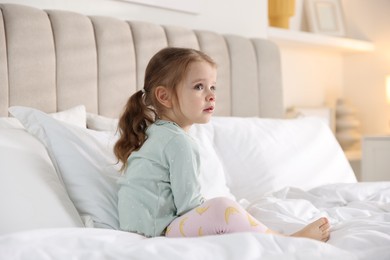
[268,27,375,53]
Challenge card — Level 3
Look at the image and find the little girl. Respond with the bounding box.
[114,47,330,241]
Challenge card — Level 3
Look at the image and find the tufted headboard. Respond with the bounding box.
[0,3,283,118]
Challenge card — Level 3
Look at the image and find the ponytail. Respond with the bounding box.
[114,89,157,171]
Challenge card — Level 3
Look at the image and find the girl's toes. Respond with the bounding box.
[321,223,330,231]
[322,230,330,242]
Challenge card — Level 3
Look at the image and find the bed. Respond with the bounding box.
[1,3,389,260]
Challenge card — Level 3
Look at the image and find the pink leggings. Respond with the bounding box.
[165,197,269,237]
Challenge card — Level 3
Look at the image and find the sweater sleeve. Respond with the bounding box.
[164,134,204,216]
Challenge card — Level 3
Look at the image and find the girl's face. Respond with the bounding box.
[172,61,217,131]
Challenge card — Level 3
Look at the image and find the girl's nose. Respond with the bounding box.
[208,94,215,102]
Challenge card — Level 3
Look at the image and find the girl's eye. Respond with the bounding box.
[194,84,203,90]
[211,85,216,91]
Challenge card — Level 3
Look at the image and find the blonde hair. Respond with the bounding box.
[114,47,216,171]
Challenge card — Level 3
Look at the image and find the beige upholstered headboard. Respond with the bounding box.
[0,3,283,118]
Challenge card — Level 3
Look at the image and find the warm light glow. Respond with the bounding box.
[387,75,390,104]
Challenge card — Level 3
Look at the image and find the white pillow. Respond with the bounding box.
[0,128,84,234]
[49,105,87,128]
[0,117,24,129]
[211,117,357,202]
[189,123,236,201]
[9,106,121,229]
[87,113,118,132]
[0,105,86,129]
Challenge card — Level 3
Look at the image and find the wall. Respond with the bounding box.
[0,0,267,38]
[342,0,390,135]
[267,0,345,115]
[269,0,390,136]
[280,47,343,109]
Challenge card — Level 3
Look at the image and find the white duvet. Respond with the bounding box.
[1,182,389,260]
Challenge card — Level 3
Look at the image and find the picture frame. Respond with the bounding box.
[305,0,346,36]
[121,0,200,14]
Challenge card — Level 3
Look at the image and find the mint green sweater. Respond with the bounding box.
[118,120,204,237]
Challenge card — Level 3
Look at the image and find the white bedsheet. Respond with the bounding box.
[0,228,355,260]
[1,182,389,260]
[247,182,390,260]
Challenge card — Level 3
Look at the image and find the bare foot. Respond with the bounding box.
[290,217,330,242]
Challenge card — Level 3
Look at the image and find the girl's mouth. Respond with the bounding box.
[204,106,214,112]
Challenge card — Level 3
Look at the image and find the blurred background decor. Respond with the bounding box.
[268,0,296,29]
[335,98,361,151]
[305,0,346,36]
